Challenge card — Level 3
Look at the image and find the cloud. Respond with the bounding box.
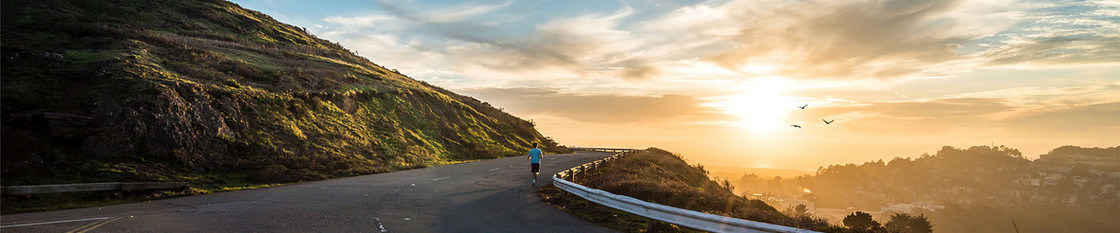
[863,98,1014,119]
[441,7,663,80]
[322,15,398,29]
[320,1,662,81]
[665,0,1019,80]
[785,82,1120,134]
[314,0,1116,89]
[643,0,1115,80]
[457,87,730,124]
[978,1,1120,67]
[1009,102,1120,132]
[944,84,1120,108]
[375,0,512,24]
[985,35,1120,65]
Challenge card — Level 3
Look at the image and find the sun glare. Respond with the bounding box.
[713,77,800,132]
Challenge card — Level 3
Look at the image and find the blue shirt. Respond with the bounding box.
[528,148,542,164]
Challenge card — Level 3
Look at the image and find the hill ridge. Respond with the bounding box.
[1,0,563,187]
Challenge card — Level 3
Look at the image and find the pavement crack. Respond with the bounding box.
[161,201,197,209]
[472,180,502,189]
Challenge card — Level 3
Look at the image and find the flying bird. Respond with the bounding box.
[797,104,808,109]
[791,124,801,128]
[823,119,835,124]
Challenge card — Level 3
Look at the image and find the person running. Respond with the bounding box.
[527,142,543,186]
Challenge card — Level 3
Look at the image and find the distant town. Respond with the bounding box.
[724,145,1120,232]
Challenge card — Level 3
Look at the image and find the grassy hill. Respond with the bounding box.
[1,0,563,191]
[539,149,841,232]
[732,145,1120,233]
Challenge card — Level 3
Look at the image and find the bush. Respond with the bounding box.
[253,164,289,183]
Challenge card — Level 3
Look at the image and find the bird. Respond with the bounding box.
[797,104,808,109]
[823,119,834,124]
[791,124,801,128]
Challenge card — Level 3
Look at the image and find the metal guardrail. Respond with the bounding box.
[1,182,189,195]
[568,147,634,153]
[554,149,819,233]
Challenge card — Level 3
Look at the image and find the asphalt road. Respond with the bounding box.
[0,151,616,232]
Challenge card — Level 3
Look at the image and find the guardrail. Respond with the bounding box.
[568,147,634,153]
[554,149,819,233]
[1,182,189,195]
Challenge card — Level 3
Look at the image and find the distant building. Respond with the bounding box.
[880,202,944,214]
[1043,173,1063,186]
[1064,195,1078,206]
[1074,176,1090,188]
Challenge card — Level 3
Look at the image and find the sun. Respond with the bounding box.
[711,77,800,132]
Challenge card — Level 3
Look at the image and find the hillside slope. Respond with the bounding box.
[1,0,563,186]
[540,149,839,232]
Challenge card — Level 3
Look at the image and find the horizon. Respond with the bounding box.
[230,0,1119,171]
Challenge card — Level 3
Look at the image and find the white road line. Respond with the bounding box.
[375,217,388,233]
[1,217,112,228]
[432,177,450,181]
[488,168,500,171]
[68,216,128,233]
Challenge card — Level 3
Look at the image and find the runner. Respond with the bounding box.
[527,142,543,186]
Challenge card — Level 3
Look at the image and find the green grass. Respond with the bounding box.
[1,0,569,213]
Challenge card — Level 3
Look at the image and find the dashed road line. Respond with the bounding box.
[488,168,500,171]
[375,217,388,233]
[432,177,450,181]
[1,217,111,228]
[67,216,129,233]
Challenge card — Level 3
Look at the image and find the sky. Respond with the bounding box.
[230,0,1120,171]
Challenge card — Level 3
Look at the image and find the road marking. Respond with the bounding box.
[488,168,500,171]
[1,217,111,228]
[432,177,450,181]
[374,217,388,233]
[67,216,128,233]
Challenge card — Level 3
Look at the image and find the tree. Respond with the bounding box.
[794,204,809,216]
[885,213,932,233]
[843,211,880,232]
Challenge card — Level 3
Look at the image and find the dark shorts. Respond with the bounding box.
[531,163,540,173]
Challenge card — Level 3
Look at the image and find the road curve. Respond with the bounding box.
[0,151,616,232]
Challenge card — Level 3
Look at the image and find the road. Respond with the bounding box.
[0,151,616,232]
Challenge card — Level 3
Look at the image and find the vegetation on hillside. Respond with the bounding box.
[1,0,563,200]
[540,149,847,232]
[733,145,1120,233]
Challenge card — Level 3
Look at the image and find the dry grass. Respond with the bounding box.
[541,148,844,232]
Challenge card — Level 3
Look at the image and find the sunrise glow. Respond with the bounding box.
[711,77,800,132]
